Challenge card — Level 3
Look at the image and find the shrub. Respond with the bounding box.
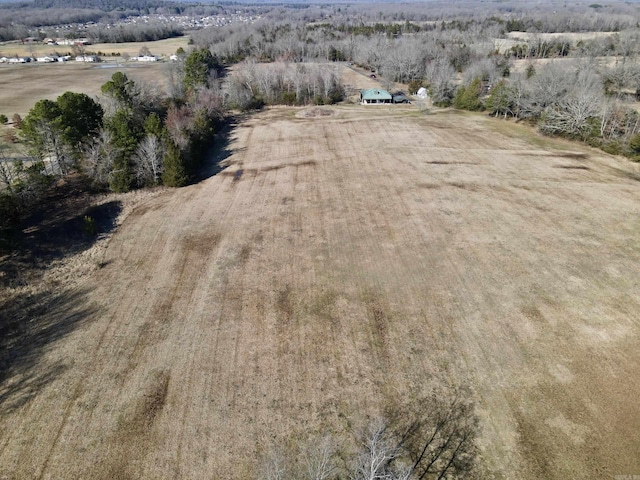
[242,96,265,112]
[525,64,536,79]
[408,79,425,95]
[280,91,297,106]
[326,84,345,104]
[629,133,640,155]
[83,215,97,236]
[0,114,7,124]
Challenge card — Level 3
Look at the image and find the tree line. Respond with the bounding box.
[0,48,223,247]
[226,61,344,110]
[191,11,640,159]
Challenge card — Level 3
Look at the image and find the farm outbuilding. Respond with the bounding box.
[392,93,411,104]
[360,89,392,104]
[416,87,429,99]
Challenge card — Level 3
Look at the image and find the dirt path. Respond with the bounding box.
[1,105,640,479]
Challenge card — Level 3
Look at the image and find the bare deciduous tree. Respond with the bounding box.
[539,71,604,139]
[31,119,72,176]
[261,445,290,480]
[255,389,478,480]
[133,134,164,186]
[350,418,410,480]
[0,146,17,194]
[83,129,120,185]
[527,62,573,115]
[425,57,456,106]
[304,436,337,480]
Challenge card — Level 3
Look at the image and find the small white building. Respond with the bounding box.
[136,55,158,62]
[57,38,89,46]
[76,55,98,62]
[169,54,179,61]
[36,56,58,63]
[416,87,429,99]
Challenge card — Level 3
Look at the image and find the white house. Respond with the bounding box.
[136,55,158,62]
[57,38,89,46]
[36,56,58,63]
[76,55,98,62]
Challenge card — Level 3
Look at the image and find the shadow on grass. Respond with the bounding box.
[0,286,97,414]
[22,200,122,261]
[195,115,242,182]
[0,198,122,288]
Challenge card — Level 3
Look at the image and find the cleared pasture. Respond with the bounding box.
[1,101,640,479]
[505,31,618,43]
[0,36,189,59]
[0,62,169,116]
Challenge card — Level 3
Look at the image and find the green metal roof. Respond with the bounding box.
[361,89,392,100]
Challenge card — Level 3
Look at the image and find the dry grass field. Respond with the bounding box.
[505,31,618,43]
[0,36,189,59]
[0,62,169,117]
[2,96,640,478]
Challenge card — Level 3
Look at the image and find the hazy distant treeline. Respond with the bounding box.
[0,1,235,42]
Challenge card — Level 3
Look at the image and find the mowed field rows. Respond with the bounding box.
[2,105,640,479]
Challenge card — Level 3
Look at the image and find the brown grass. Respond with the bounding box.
[0,37,189,59]
[1,93,640,479]
[0,62,169,116]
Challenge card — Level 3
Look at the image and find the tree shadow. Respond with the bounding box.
[195,114,242,182]
[0,197,122,288]
[0,286,97,414]
[21,200,122,261]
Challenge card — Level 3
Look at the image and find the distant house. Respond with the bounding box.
[57,38,89,46]
[8,57,31,63]
[76,55,98,62]
[136,55,158,62]
[36,56,58,63]
[360,89,392,104]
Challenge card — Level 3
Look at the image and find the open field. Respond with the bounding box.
[0,62,169,117]
[2,99,640,479]
[0,36,189,59]
[505,31,618,43]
